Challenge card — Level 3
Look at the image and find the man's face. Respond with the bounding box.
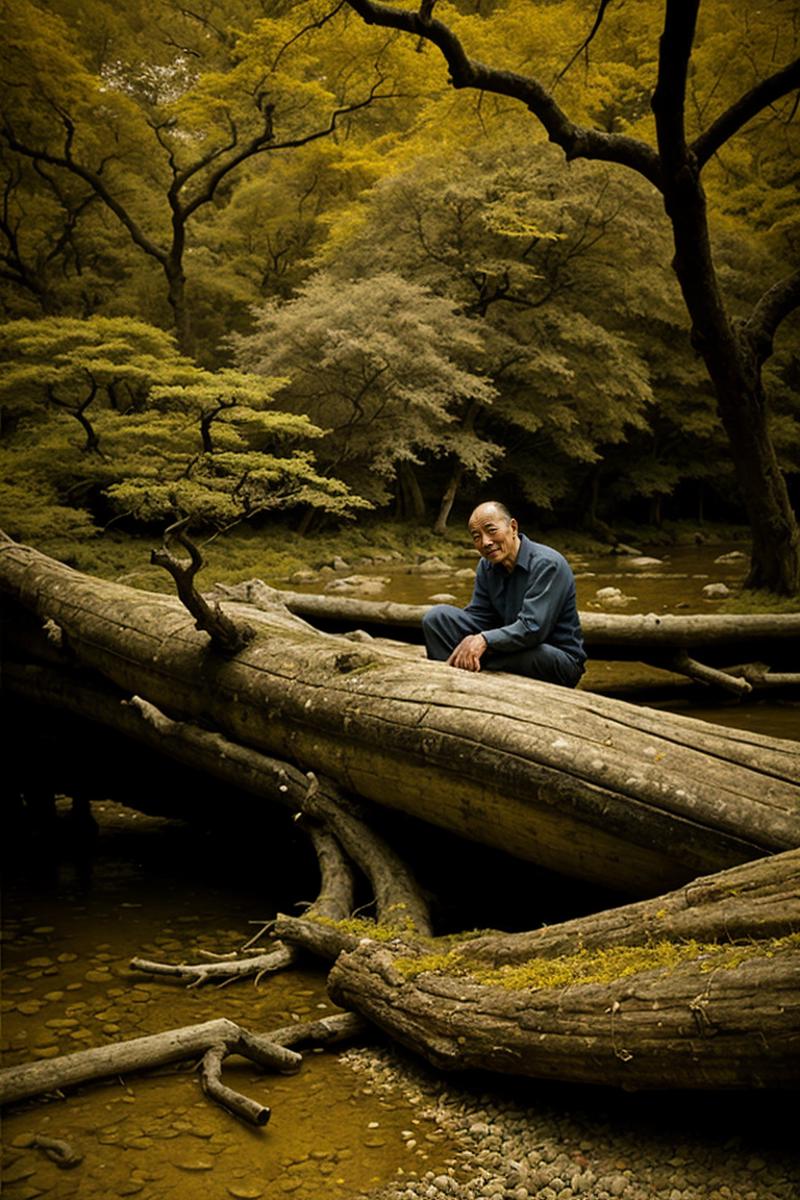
[468,507,520,572]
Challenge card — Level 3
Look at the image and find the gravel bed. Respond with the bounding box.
[341,1046,799,1200]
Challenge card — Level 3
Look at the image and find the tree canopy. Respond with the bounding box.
[1,0,798,588]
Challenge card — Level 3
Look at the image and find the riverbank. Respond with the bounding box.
[25,518,754,592]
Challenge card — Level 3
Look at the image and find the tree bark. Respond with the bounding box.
[327,935,800,1090]
[2,539,799,898]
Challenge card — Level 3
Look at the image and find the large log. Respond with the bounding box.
[326,850,800,1090]
[215,582,800,691]
[2,537,799,895]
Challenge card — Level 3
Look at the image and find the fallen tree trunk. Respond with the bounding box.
[219,582,800,688]
[2,537,799,895]
[323,849,800,1090]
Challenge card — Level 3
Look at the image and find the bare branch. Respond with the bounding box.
[693,56,800,168]
[343,0,661,186]
[743,269,800,366]
[151,518,255,654]
[552,0,613,88]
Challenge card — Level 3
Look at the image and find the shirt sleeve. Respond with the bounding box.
[481,557,570,652]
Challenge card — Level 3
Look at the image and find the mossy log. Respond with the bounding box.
[2,537,800,896]
[324,850,800,1090]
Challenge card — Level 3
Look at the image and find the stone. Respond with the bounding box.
[702,582,731,598]
[416,557,450,574]
[714,551,747,564]
[595,586,633,608]
[428,593,457,603]
[626,556,663,568]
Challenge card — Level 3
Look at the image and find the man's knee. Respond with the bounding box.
[422,604,454,659]
[423,604,477,660]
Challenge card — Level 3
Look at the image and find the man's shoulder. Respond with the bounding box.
[519,535,570,572]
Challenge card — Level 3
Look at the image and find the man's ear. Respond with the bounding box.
[510,518,519,535]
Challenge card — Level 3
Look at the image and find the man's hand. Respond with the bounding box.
[447,633,488,671]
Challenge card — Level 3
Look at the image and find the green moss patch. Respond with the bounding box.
[393,932,800,991]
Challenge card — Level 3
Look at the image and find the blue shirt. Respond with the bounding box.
[466,533,586,663]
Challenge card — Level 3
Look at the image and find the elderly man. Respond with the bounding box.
[422,501,586,687]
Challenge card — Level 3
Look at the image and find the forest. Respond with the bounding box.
[2,6,800,1197]
[1,0,798,592]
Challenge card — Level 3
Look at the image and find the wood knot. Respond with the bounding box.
[333,651,376,674]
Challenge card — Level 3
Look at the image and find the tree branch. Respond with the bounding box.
[692,56,800,168]
[1,125,168,266]
[343,0,661,186]
[151,518,255,655]
[742,268,800,366]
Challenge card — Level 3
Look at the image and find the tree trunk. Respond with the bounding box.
[327,930,800,1090]
[165,249,192,357]
[2,538,799,898]
[433,463,463,535]
[652,47,800,596]
[397,461,426,521]
[323,851,800,1092]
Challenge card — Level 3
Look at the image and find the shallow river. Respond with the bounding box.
[2,540,799,1200]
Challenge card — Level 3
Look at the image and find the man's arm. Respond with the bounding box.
[446,561,494,671]
[463,561,497,624]
[481,557,571,653]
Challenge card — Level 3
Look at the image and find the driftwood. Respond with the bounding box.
[2,537,799,896]
[0,1013,367,1121]
[216,581,800,691]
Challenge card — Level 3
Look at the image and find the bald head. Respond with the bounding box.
[468,501,512,526]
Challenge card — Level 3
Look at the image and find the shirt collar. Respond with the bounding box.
[488,531,534,575]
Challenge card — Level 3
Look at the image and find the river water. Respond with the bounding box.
[2,541,798,1199]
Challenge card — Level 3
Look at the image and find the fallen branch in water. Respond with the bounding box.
[0,1013,366,1123]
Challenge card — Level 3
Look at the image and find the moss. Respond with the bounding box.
[393,932,800,990]
[313,912,419,942]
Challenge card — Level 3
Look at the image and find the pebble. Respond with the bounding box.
[339,1047,798,1200]
[227,1187,264,1199]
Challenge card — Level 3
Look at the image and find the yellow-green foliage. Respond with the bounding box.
[394,933,800,990]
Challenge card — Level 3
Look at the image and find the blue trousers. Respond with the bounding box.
[422,604,584,688]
